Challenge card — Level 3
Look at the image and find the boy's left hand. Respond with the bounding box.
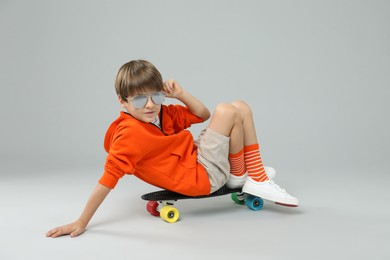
[163,80,184,99]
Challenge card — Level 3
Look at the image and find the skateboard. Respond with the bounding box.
[141,185,265,223]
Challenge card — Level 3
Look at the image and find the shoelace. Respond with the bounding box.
[269,180,287,193]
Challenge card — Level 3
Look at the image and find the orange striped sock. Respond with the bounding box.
[229,148,246,177]
[244,144,269,182]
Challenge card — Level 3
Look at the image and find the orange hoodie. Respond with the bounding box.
[99,105,211,196]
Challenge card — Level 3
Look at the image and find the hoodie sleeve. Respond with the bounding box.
[163,105,204,132]
[99,124,142,189]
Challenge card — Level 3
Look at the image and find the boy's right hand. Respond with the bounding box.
[46,219,86,238]
[163,79,184,99]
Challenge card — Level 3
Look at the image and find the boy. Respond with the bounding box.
[46,60,298,238]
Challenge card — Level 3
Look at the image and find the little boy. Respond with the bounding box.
[46,60,298,238]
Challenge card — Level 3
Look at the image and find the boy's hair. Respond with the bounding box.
[115,60,163,102]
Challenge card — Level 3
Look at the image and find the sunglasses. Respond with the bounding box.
[129,91,166,109]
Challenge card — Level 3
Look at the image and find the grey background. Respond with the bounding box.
[1,0,389,259]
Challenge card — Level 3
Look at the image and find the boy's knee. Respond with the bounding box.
[214,103,241,120]
[230,100,252,118]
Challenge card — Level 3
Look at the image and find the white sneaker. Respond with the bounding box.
[242,178,299,207]
[226,172,248,189]
[226,166,277,189]
[264,166,276,180]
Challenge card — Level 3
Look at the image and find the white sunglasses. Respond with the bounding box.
[129,91,166,109]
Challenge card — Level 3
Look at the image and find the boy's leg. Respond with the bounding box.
[209,101,299,207]
[208,102,273,185]
[230,101,269,182]
[222,101,269,186]
[207,103,247,188]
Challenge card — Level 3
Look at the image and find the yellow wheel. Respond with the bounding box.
[160,205,179,223]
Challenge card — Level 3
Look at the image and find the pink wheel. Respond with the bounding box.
[146,201,160,216]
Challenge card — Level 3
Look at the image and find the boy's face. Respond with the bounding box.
[119,91,164,123]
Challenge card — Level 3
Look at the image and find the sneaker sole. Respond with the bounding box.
[275,202,298,207]
[244,190,299,207]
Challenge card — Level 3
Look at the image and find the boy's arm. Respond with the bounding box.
[163,80,210,121]
[46,183,111,238]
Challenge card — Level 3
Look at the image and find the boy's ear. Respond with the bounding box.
[118,96,126,107]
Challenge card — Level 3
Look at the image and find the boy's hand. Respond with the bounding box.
[163,79,210,121]
[46,220,86,238]
[163,80,184,99]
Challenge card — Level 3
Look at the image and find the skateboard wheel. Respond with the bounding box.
[146,201,160,217]
[160,205,179,223]
[245,195,264,211]
[231,192,245,205]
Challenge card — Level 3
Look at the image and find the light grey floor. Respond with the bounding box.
[1,166,389,260]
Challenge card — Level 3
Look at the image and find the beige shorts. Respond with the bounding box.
[195,128,230,193]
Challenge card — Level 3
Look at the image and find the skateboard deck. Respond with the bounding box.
[141,185,242,201]
[141,185,265,223]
